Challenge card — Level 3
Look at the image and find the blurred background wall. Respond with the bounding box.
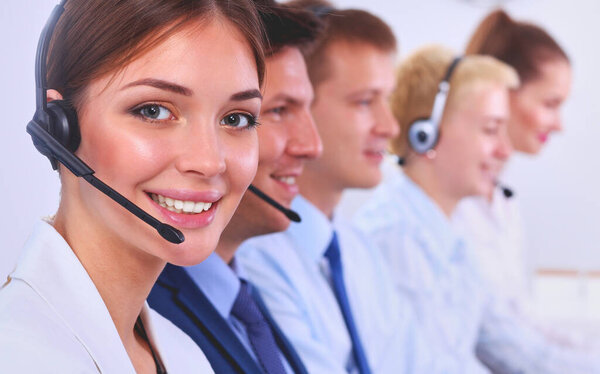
[1,0,599,281]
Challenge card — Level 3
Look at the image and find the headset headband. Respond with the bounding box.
[430,56,462,126]
[35,0,67,113]
[307,5,335,18]
[404,55,463,156]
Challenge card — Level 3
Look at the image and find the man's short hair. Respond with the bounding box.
[257,0,323,57]
[286,0,397,87]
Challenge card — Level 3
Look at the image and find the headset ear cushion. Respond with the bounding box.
[46,99,81,153]
[408,119,438,154]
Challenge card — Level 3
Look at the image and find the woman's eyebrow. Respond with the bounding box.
[122,78,193,96]
[230,89,263,102]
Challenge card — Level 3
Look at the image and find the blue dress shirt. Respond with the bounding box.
[354,169,600,374]
[237,195,434,374]
[184,253,294,374]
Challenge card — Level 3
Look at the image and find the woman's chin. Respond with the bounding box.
[159,236,217,267]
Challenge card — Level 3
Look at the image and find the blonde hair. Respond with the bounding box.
[390,44,519,157]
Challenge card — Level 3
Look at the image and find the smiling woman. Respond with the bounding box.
[0,0,265,373]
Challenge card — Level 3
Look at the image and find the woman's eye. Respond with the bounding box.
[220,113,258,129]
[134,104,174,121]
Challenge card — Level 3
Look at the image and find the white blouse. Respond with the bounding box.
[0,220,214,373]
[452,189,528,305]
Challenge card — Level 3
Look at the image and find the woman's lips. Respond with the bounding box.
[364,150,384,164]
[146,191,221,229]
[538,133,549,144]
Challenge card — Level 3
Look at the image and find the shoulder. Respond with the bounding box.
[238,232,305,280]
[353,175,417,236]
[238,234,319,315]
[0,279,98,371]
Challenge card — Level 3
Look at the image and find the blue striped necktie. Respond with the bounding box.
[231,281,287,374]
[324,232,372,374]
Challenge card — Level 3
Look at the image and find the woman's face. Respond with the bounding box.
[65,18,261,266]
[434,83,512,200]
[508,58,572,154]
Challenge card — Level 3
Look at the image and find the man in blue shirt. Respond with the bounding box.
[237,2,435,373]
[148,3,323,373]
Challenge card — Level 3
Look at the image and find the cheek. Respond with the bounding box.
[475,140,499,172]
[257,125,286,164]
[514,102,547,134]
[78,120,169,186]
[314,104,357,150]
[334,112,369,151]
[522,108,544,131]
[224,133,259,193]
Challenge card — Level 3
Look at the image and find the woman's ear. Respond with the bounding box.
[47,89,63,102]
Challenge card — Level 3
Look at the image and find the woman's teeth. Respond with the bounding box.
[150,193,212,214]
[275,176,296,185]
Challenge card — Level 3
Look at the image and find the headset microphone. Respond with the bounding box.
[248,185,302,223]
[496,182,514,199]
[499,186,515,199]
[27,0,184,244]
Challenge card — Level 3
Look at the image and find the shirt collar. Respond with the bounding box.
[286,195,335,265]
[10,220,134,373]
[185,252,241,319]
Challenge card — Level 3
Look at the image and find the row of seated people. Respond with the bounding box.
[0,0,593,373]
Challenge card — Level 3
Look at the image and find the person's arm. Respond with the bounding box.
[477,296,600,374]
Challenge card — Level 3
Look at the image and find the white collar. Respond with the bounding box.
[11,220,136,373]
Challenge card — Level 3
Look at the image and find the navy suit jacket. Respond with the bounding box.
[148,263,308,374]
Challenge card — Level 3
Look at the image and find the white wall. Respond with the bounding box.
[1,1,62,280]
[1,0,599,280]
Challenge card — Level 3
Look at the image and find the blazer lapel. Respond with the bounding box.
[158,265,262,373]
[251,287,308,374]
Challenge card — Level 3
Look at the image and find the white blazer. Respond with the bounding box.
[0,220,214,373]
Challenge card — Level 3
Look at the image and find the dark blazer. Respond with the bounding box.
[148,263,308,374]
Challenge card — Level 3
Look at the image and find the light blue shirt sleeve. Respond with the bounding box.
[477,296,600,374]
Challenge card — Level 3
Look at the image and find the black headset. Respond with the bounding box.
[407,56,462,154]
[26,0,184,244]
[28,0,80,171]
[307,4,335,18]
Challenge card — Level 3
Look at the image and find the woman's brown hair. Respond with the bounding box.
[47,0,266,109]
[465,9,569,84]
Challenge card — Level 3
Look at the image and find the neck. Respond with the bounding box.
[298,168,343,220]
[53,198,165,353]
[215,235,241,265]
[403,163,459,218]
